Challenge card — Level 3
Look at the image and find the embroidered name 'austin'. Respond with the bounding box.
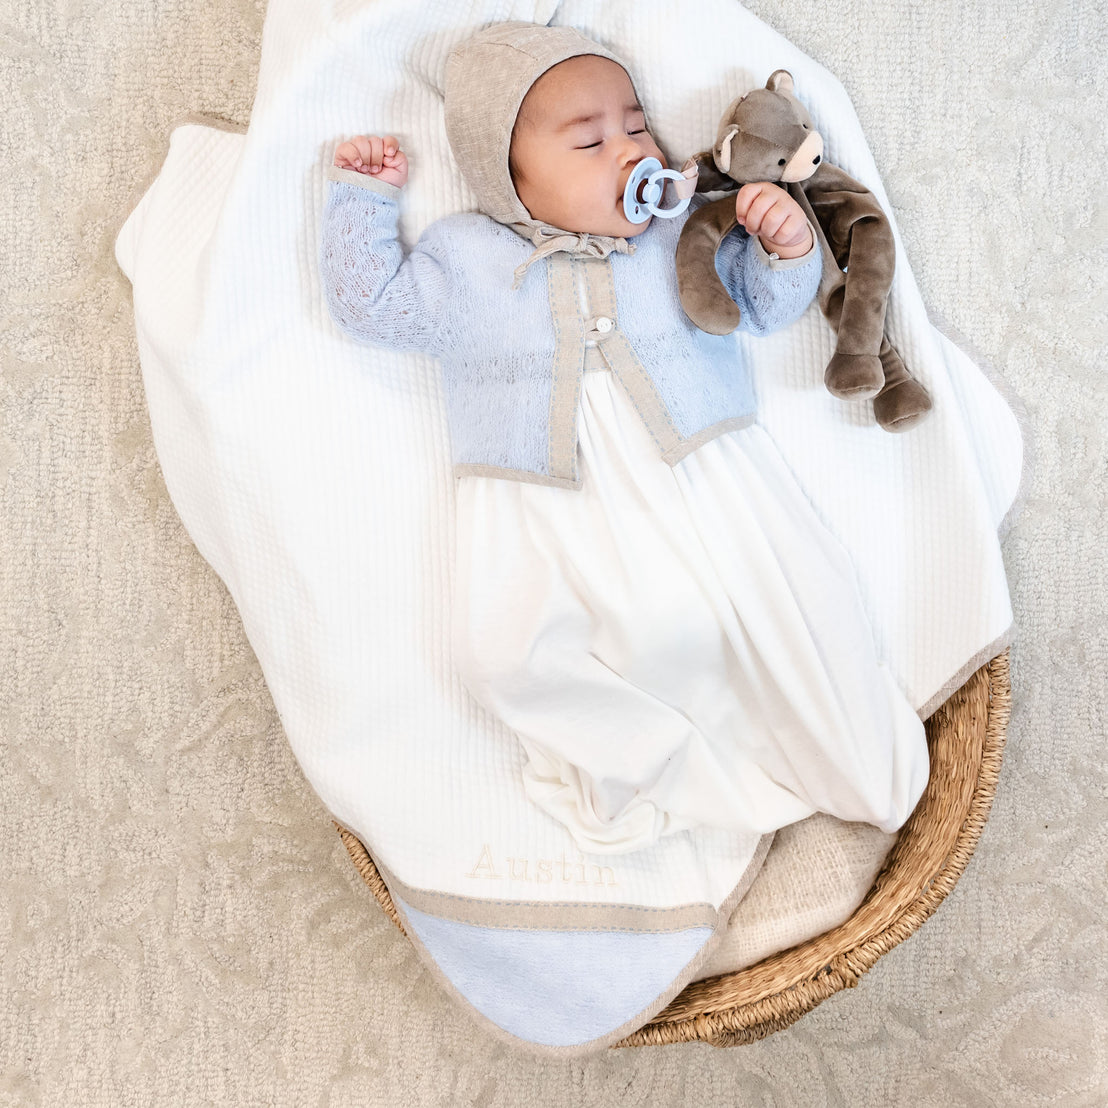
[465,843,619,887]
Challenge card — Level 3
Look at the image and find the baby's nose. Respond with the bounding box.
[617,145,644,186]
[618,165,639,201]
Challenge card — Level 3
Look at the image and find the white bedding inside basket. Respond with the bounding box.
[115,0,1021,1056]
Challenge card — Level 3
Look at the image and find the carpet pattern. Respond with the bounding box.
[1,0,1105,1103]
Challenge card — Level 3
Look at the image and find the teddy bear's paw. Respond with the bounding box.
[873,378,934,433]
[824,352,885,400]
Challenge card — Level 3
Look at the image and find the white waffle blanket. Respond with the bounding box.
[114,0,1022,1057]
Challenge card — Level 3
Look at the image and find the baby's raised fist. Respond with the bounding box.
[333,134,409,189]
[735,181,813,259]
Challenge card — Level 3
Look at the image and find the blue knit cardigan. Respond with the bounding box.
[320,166,822,489]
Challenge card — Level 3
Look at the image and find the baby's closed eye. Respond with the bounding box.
[578,129,646,149]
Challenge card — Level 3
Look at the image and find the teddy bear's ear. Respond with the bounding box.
[766,69,795,94]
[688,148,736,193]
[715,124,740,173]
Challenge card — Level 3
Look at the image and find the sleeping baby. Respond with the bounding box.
[319,21,930,854]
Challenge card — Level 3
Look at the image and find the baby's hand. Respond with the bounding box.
[333,134,409,189]
[735,182,813,259]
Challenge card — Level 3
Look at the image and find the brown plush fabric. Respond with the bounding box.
[676,70,933,431]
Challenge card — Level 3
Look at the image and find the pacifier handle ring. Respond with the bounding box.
[643,167,691,215]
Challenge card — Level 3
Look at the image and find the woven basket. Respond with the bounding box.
[335,649,1010,1048]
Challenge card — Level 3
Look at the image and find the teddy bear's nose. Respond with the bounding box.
[813,154,821,164]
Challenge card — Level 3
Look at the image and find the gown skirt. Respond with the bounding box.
[452,362,931,855]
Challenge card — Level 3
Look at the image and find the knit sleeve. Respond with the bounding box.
[319,171,454,355]
[714,224,823,337]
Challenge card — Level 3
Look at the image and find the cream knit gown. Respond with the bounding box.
[452,333,930,858]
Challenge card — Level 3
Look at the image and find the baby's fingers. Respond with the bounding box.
[368,135,404,174]
[349,134,381,169]
[333,139,363,169]
[735,182,781,234]
[332,135,383,172]
[772,210,812,248]
[332,134,408,187]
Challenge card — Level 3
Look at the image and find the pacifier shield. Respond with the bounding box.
[622,157,692,223]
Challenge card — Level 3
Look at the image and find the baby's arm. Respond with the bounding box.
[711,183,822,336]
[320,134,452,354]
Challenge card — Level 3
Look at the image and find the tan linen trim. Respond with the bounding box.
[374,850,719,932]
[324,163,403,198]
[661,413,758,465]
[177,111,248,134]
[545,255,586,484]
[916,626,1014,722]
[454,462,582,490]
[585,258,681,456]
[583,345,608,371]
[752,219,819,269]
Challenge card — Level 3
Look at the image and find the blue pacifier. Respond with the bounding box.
[622,157,692,223]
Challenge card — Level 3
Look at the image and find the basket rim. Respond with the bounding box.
[334,649,1010,1050]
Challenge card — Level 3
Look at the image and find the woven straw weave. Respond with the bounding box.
[335,649,1010,1048]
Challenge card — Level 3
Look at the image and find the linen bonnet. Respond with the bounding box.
[443,21,646,289]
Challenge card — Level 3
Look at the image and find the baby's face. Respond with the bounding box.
[509,54,666,238]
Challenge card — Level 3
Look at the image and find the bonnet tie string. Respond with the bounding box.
[510,226,635,291]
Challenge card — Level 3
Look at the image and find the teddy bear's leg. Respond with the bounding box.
[823,351,886,400]
[817,211,896,401]
[871,340,933,432]
[819,278,886,399]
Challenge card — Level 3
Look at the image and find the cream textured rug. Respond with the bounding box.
[2,0,1106,1100]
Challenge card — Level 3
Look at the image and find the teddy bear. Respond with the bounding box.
[675,69,932,432]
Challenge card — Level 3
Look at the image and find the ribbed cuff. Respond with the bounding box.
[325,164,403,199]
[752,220,819,269]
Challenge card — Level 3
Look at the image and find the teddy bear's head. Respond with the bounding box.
[698,69,824,189]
